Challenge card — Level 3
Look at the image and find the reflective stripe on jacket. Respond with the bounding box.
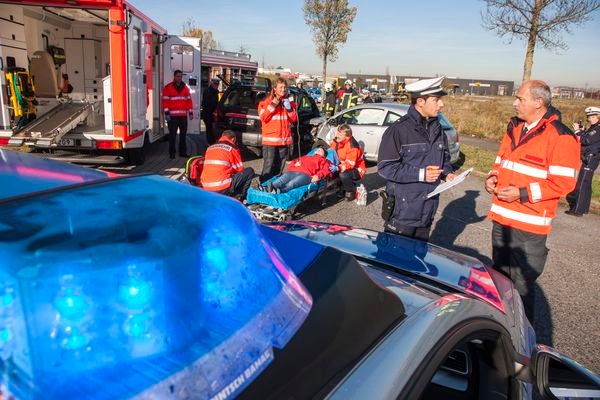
[258,95,298,146]
[162,82,193,116]
[200,136,244,191]
[488,109,580,235]
[330,136,367,178]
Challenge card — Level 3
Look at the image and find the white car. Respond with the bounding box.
[316,103,460,164]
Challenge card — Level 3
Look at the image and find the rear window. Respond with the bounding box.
[222,88,266,108]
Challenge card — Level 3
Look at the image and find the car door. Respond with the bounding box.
[338,108,386,161]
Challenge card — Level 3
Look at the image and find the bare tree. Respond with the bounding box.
[303,0,357,105]
[181,18,218,51]
[482,0,600,82]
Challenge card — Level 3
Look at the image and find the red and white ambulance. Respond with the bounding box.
[0,0,201,164]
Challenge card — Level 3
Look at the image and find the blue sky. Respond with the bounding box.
[131,0,600,88]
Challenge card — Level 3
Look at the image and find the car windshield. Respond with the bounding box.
[222,87,266,108]
[0,176,314,399]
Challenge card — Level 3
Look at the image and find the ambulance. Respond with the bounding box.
[0,0,201,165]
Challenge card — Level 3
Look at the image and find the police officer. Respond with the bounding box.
[377,77,455,241]
[566,106,600,216]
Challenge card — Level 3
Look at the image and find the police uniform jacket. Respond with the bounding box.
[579,122,600,164]
[377,105,453,228]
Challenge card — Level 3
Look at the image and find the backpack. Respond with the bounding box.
[184,156,205,186]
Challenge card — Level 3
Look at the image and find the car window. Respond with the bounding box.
[341,108,385,125]
[438,113,452,129]
[222,88,260,108]
[384,111,403,126]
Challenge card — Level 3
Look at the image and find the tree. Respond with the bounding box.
[482,0,600,82]
[181,18,218,51]
[303,0,357,105]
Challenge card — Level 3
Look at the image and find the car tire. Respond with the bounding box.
[247,146,263,158]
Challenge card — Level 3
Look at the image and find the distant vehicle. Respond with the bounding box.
[315,103,460,164]
[215,79,324,157]
[2,148,599,399]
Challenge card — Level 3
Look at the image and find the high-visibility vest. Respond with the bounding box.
[200,136,244,192]
[258,94,298,146]
[330,136,367,178]
[162,82,192,117]
[488,111,580,234]
[339,90,358,111]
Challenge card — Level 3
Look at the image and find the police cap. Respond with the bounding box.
[406,76,447,98]
[585,106,600,116]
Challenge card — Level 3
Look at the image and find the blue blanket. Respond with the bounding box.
[246,178,324,209]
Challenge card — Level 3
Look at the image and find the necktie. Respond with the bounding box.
[519,126,528,144]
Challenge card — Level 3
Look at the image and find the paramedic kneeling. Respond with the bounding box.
[330,124,366,201]
[200,130,255,200]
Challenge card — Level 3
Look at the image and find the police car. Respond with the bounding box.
[0,149,598,399]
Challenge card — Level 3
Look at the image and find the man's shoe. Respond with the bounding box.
[267,181,274,193]
[345,191,355,201]
[565,210,583,217]
[250,178,261,191]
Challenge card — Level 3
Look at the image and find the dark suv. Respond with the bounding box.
[215,79,324,157]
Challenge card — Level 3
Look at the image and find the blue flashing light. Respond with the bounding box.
[1,293,13,307]
[0,175,313,400]
[0,328,12,343]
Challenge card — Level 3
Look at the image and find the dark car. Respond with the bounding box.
[215,79,325,157]
[1,149,599,399]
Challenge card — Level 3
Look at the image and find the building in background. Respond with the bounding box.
[201,49,258,89]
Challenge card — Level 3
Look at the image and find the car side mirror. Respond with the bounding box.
[327,119,339,127]
[531,344,600,399]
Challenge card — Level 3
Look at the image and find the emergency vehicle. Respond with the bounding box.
[0,0,202,165]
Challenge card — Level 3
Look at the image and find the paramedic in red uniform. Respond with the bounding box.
[484,80,580,322]
[258,77,298,182]
[330,124,367,200]
[200,130,255,200]
[162,70,193,159]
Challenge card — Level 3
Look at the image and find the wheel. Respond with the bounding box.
[126,133,149,165]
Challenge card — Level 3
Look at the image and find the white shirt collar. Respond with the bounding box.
[525,118,542,131]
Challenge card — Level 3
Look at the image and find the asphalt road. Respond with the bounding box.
[114,135,600,375]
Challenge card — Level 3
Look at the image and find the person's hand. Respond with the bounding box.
[485,175,497,194]
[311,175,319,183]
[445,173,456,181]
[283,98,292,111]
[573,122,582,131]
[294,161,301,167]
[271,94,280,105]
[425,166,442,183]
[339,164,347,172]
[496,185,520,202]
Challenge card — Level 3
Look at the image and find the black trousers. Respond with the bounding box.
[202,115,219,146]
[567,157,599,214]
[384,223,431,242]
[339,169,361,194]
[168,116,188,157]
[491,221,548,322]
[219,168,255,200]
[261,145,289,182]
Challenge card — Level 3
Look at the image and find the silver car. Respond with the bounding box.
[316,103,460,164]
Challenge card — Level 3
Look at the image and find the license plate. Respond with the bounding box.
[59,138,74,146]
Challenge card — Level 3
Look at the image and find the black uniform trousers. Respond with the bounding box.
[168,116,188,157]
[261,145,289,182]
[491,221,548,322]
[218,168,256,200]
[202,114,219,146]
[567,157,599,214]
[339,169,361,195]
[384,223,431,242]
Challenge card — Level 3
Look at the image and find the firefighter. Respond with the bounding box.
[200,130,256,200]
[162,69,193,159]
[258,77,298,182]
[566,106,600,216]
[377,77,455,241]
[337,79,358,112]
[485,80,580,321]
[323,83,336,117]
[330,124,366,200]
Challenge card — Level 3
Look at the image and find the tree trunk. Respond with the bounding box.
[522,0,542,82]
[321,55,327,109]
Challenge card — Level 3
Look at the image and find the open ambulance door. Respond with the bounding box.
[126,11,147,136]
[163,36,201,134]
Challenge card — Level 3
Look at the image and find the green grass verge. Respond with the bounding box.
[459,144,600,201]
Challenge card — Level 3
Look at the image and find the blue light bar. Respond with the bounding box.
[0,175,313,399]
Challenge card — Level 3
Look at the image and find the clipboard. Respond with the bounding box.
[426,168,474,199]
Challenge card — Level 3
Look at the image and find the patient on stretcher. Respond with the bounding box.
[266,147,332,193]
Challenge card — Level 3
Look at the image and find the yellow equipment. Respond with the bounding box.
[5,67,37,130]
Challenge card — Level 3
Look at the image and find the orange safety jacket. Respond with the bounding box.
[487,109,580,235]
[162,81,193,117]
[330,136,367,178]
[200,136,244,192]
[258,94,298,146]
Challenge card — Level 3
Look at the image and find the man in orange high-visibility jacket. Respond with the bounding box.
[485,80,580,322]
[200,130,255,200]
[258,77,298,182]
[330,124,367,201]
[163,70,193,159]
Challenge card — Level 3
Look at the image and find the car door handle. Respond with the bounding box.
[366,131,376,135]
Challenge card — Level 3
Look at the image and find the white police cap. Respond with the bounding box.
[405,76,447,97]
[585,106,600,116]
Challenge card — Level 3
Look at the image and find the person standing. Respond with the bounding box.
[330,124,366,200]
[201,77,220,146]
[566,106,600,216]
[377,77,455,241]
[200,130,255,201]
[337,79,358,112]
[162,70,193,159]
[258,77,298,182]
[323,83,337,117]
[484,80,579,322]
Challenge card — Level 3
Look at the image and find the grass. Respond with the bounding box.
[459,144,600,201]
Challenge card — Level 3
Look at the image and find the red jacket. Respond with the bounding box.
[287,154,332,180]
[488,109,580,235]
[258,94,298,146]
[200,136,244,192]
[162,81,193,117]
[330,136,367,178]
